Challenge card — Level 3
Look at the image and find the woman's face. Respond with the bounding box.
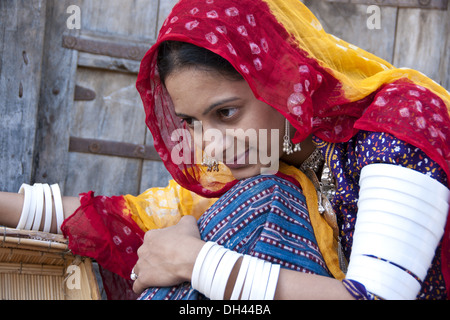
[165,67,286,180]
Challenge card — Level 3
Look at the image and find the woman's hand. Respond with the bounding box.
[132,215,205,294]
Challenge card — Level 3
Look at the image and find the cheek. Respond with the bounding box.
[258,104,285,129]
[255,109,285,151]
[261,129,283,162]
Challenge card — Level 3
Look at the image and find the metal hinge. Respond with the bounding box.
[62,31,153,61]
[74,85,96,101]
[69,136,161,161]
[325,0,448,9]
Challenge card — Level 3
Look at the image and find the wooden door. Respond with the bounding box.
[32,0,178,197]
[0,0,48,193]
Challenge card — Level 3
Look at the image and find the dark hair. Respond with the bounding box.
[157,41,243,85]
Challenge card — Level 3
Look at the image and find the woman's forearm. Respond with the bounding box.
[0,192,25,228]
[0,191,80,233]
[221,254,354,300]
[275,268,354,300]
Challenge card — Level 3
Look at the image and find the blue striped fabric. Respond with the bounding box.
[138,174,331,300]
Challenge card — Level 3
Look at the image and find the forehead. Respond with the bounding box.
[164,68,249,113]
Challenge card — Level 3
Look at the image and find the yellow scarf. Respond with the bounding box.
[265,0,450,108]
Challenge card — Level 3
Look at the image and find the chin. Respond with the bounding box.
[228,164,278,180]
[227,165,259,180]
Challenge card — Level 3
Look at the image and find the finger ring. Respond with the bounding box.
[130,268,138,281]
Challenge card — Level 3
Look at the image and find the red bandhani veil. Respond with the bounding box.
[136,0,450,297]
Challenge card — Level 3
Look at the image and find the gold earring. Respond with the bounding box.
[201,154,220,172]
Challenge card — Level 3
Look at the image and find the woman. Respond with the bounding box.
[0,45,345,299]
[130,0,450,300]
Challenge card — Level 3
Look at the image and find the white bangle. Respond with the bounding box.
[191,241,281,300]
[250,261,272,300]
[17,184,32,230]
[264,264,280,300]
[31,183,44,231]
[240,256,258,300]
[192,241,217,290]
[24,184,38,230]
[210,250,242,300]
[202,245,228,298]
[249,259,269,300]
[196,243,223,295]
[232,256,280,300]
[50,184,64,234]
[42,184,53,233]
[230,255,251,300]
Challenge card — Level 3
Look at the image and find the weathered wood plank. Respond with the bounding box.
[68,70,146,146]
[303,0,398,63]
[77,52,141,74]
[68,29,155,74]
[62,0,163,197]
[78,0,159,39]
[32,0,80,194]
[65,67,148,197]
[68,136,160,161]
[65,152,144,197]
[393,7,450,90]
[0,0,47,193]
[62,31,152,61]
[326,0,448,10]
[140,158,173,192]
[438,13,450,90]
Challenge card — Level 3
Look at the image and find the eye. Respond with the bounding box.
[217,107,238,120]
[180,117,195,128]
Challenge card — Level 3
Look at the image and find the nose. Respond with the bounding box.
[195,122,238,162]
[203,127,228,160]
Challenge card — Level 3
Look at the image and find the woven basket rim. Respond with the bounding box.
[1,227,69,252]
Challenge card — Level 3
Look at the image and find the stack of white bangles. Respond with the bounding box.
[16,183,64,234]
[345,163,450,300]
[191,241,280,300]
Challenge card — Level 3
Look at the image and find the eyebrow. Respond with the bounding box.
[175,97,241,118]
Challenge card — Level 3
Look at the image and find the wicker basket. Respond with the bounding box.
[0,227,100,300]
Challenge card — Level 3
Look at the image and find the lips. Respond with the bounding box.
[225,149,250,169]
